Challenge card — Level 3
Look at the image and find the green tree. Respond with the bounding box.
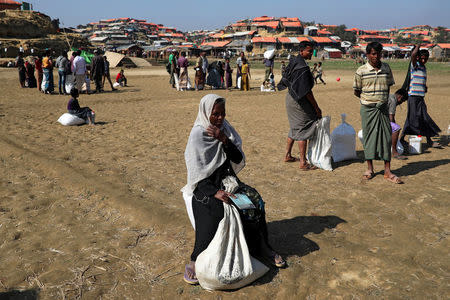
[329,24,356,43]
[435,26,449,43]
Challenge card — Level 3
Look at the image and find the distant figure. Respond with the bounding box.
[201,51,209,84]
[353,42,402,184]
[34,55,43,91]
[102,55,116,91]
[42,49,55,93]
[15,52,26,88]
[116,69,127,86]
[235,52,245,89]
[19,45,24,53]
[223,57,233,90]
[169,50,178,88]
[263,55,274,83]
[194,53,204,91]
[314,62,326,85]
[240,58,250,91]
[55,51,69,94]
[90,49,105,93]
[178,51,189,91]
[72,50,87,93]
[400,44,441,149]
[280,60,286,76]
[67,88,95,125]
[311,63,318,79]
[24,58,37,88]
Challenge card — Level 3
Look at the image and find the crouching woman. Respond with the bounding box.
[182,94,285,285]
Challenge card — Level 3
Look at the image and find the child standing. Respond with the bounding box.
[388,89,408,159]
[240,58,250,91]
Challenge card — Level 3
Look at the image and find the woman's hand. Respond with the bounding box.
[207,125,227,143]
[214,190,235,204]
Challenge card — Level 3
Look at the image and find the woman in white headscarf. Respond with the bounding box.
[182,94,285,285]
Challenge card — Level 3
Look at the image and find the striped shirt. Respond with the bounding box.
[353,62,395,105]
[408,62,427,97]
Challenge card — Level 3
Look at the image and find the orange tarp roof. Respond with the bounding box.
[253,16,274,22]
[232,22,248,27]
[0,0,21,4]
[318,29,331,34]
[282,21,302,27]
[359,35,390,39]
[253,21,279,29]
[296,36,311,42]
[280,17,300,22]
[252,37,277,43]
[437,43,450,49]
[201,41,231,47]
[309,37,336,43]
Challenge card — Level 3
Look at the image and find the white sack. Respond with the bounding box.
[307,116,333,171]
[331,114,357,162]
[65,74,75,94]
[182,191,195,229]
[237,76,241,89]
[263,49,276,60]
[57,113,87,126]
[195,203,269,290]
[113,82,120,88]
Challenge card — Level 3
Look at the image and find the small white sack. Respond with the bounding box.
[113,82,120,88]
[195,203,269,290]
[65,74,75,94]
[307,116,333,171]
[263,49,276,60]
[237,76,241,89]
[182,191,195,229]
[331,114,357,162]
[57,113,87,126]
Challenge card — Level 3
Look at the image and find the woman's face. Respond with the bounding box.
[209,102,226,128]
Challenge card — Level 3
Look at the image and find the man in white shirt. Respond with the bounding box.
[71,50,87,92]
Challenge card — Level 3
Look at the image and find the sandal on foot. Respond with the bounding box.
[183,264,199,285]
[384,174,403,184]
[428,142,442,148]
[362,171,375,180]
[284,156,298,163]
[270,252,286,268]
[300,163,318,171]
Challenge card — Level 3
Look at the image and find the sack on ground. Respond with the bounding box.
[237,76,241,89]
[264,49,276,60]
[113,82,120,88]
[57,113,87,126]
[307,116,333,171]
[195,203,269,290]
[331,114,357,162]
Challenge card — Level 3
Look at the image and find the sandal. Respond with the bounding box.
[384,174,404,184]
[284,156,298,163]
[270,252,286,268]
[183,264,199,285]
[362,171,375,180]
[300,163,318,171]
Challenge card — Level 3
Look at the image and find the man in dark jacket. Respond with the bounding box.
[90,50,105,93]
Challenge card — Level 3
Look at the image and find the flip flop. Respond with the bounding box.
[268,252,286,268]
[300,164,318,171]
[183,264,199,285]
[362,171,375,180]
[284,156,299,163]
[384,174,404,184]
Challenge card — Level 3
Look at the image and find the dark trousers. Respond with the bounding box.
[190,197,224,262]
[58,70,66,94]
[94,75,103,92]
[315,74,325,84]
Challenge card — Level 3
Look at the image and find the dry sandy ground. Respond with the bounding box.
[0,64,449,299]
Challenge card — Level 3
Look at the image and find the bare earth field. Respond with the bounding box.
[0,64,449,299]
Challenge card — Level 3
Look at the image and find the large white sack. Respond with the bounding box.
[358,129,404,155]
[263,49,276,60]
[331,114,357,162]
[57,113,86,126]
[65,74,75,94]
[195,203,269,290]
[307,116,333,171]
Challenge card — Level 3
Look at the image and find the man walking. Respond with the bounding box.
[277,41,322,170]
[55,51,69,94]
[353,42,402,184]
[102,55,116,91]
[72,50,87,93]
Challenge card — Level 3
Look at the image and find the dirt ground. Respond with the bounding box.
[0,64,449,299]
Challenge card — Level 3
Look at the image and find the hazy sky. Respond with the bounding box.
[29,0,450,31]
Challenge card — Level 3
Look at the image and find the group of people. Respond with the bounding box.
[167,51,253,91]
[15,49,128,95]
[181,40,442,288]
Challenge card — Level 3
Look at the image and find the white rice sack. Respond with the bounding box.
[331,114,357,162]
[113,82,120,88]
[57,113,87,126]
[307,116,333,171]
[264,49,276,60]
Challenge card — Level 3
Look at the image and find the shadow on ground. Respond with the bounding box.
[0,289,39,300]
[394,159,450,176]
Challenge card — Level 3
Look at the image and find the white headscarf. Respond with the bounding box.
[182,94,245,228]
